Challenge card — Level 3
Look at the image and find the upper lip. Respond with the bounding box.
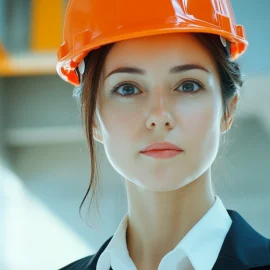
[140,141,183,152]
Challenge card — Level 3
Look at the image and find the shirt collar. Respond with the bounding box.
[174,195,232,270]
[97,195,232,270]
[96,214,131,269]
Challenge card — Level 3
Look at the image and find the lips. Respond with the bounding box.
[140,141,183,152]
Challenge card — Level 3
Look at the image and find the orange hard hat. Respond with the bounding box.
[57,0,248,86]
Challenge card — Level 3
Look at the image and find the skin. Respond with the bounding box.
[93,33,239,270]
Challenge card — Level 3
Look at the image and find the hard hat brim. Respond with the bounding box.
[57,24,248,86]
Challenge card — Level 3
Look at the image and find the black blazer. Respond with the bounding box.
[59,209,270,270]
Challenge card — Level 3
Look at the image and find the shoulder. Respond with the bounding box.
[58,236,113,270]
[218,209,270,269]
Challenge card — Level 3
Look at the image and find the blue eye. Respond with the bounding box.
[110,83,140,98]
[176,81,203,93]
[109,80,204,99]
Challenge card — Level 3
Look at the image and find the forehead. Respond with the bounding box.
[103,33,217,73]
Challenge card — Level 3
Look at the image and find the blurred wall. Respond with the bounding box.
[232,0,270,74]
[0,0,31,52]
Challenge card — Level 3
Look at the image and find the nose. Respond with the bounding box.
[146,110,175,130]
[145,88,176,130]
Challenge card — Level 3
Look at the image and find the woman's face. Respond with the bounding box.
[94,33,225,192]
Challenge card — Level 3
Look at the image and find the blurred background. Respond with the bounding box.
[0,0,269,269]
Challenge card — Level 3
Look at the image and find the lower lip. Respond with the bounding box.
[140,150,183,159]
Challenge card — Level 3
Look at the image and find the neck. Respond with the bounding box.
[125,169,215,269]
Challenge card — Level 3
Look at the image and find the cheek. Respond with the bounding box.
[98,102,141,174]
[180,94,222,165]
[181,100,219,138]
[99,101,141,145]
[182,89,221,129]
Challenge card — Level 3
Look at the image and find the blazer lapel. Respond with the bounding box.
[212,209,270,269]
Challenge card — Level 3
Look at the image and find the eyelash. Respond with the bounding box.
[109,79,205,99]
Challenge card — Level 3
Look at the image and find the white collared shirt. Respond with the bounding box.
[97,195,232,270]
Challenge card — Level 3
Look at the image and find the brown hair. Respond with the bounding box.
[73,33,244,225]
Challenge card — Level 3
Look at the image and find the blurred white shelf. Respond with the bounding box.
[5,126,85,147]
[0,51,57,77]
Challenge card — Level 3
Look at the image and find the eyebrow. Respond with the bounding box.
[104,64,210,80]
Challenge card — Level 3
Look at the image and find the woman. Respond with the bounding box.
[57,0,270,269]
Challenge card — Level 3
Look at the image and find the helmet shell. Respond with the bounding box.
[57,0,248,86]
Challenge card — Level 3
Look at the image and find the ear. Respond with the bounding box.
[93,118,104,144]
[220,93,239,134]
